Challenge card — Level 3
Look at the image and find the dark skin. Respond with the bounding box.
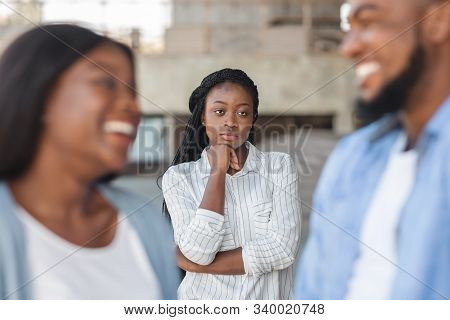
[177,81,256,275]
[9,43,141,248]
[341,0,450,147]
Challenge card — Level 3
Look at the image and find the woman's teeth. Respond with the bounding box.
[355,62,380,82]
[103,121,136,137]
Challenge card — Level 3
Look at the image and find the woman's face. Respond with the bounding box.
[202,82,254,149]
[41,43,141,179]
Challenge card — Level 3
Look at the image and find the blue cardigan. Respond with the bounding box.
[0,182,179,299]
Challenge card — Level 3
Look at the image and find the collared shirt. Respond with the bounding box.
[295,96,450,300]
[346,132,419,299]
[163,142,301,299]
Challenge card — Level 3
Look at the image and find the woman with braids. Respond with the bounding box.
[162,68,301,299]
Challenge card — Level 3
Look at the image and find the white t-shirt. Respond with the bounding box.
[17,208,162,299]
[346,132,418,299]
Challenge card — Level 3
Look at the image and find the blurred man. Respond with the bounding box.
[295,0,449,299]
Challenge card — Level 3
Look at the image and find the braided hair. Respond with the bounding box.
[160,68,259,216]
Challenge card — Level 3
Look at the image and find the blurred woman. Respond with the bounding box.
[162,68,301,299]
[0,24,178,299]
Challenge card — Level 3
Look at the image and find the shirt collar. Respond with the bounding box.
[369,114,402,143]
[369,95,450,142]
[422,95,450,138]
[197,141,261,178]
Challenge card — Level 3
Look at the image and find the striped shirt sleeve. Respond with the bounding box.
[241,154,301,276]
[162,167,225,265]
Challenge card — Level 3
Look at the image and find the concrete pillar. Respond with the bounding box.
[302,0,313,53]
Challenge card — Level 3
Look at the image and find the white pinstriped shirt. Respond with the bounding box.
[162,142,301,299]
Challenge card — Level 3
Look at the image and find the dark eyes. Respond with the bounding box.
[90,76,137,99]
[213,109,248,117]
[353,13,380,30]
[359,17,376,28]
[93,77,117,90]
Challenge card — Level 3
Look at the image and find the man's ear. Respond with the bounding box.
[420,2,450,45]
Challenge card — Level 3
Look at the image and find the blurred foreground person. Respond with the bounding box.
[296,0,449,299]
[0,24,178,299]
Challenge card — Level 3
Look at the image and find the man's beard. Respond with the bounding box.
[355,45,426,125]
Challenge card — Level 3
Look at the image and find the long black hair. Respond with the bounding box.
[0,24,134,181]
[161,68,259,216]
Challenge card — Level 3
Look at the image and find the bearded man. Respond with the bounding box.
[295,0,450,299]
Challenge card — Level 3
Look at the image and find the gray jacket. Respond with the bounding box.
[0,182,179,299]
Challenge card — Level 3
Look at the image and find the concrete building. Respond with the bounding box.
[136,0,354,132]
[0,0,351,218]
[165,0,344,55]
[132,0,354,166]
[127,1,352,214]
